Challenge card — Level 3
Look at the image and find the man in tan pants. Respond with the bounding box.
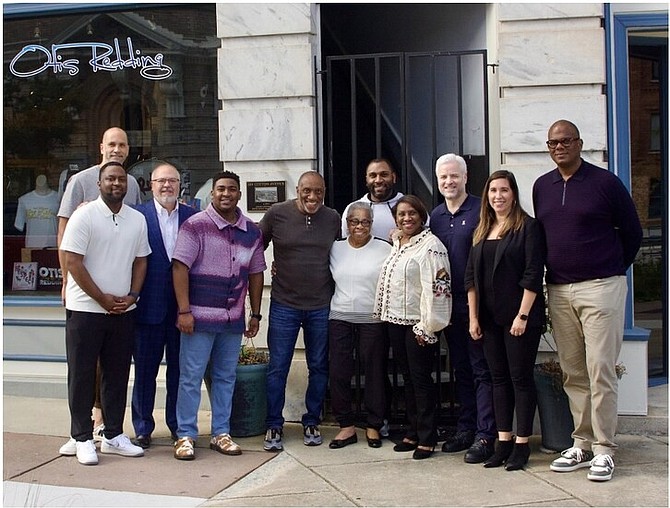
[532,120,642,482]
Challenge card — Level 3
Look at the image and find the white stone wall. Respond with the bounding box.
[214,3,639,423]
[216,3,318,189]
[496,3,607,214]
[216,3,320,422]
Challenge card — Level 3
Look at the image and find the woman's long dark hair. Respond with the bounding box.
[472,170,528,245]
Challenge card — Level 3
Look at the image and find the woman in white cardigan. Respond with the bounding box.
[374,195,452,460]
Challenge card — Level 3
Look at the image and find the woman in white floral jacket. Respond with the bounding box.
[374,195,452,460]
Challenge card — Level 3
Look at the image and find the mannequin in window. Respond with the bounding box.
[14,174,59,248]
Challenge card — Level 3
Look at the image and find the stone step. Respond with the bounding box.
[4,360,666,436]
[3,360,211,410]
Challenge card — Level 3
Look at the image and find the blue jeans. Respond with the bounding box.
[176,330,241,438]
[265,300,329,428]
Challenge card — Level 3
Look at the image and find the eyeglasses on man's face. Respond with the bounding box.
[546,137,579,149]
[347,218,372,227]
[152,178,180,185]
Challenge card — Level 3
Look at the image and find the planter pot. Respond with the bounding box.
[534,365,574,452]
[230,362,268,437]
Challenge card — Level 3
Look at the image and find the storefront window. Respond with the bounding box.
[4,4,219,296]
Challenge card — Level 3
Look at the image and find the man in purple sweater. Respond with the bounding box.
[532,120,642,483]
[172,170,266,461]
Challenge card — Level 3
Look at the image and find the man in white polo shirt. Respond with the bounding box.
[57,127,142,454]
[60,161,151,465]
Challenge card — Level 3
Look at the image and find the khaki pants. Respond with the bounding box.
[547,276,627,456]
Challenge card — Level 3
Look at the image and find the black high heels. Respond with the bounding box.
[483,439,514,468]
[504,442,530,471]
[393,439,417,452]
[412,446,435,460]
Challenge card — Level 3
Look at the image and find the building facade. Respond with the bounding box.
[4,3,667,418]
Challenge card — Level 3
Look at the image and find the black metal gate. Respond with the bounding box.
[323,50,490,212]
[321,50,490,431]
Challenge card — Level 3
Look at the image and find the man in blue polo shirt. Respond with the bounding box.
[430,153,496,463]
[533,119,642,482]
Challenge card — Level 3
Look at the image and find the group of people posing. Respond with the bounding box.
[58,119,642,484]
[324,154,543,469]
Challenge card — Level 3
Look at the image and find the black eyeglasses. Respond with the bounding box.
[347,218,372,227]
[546,137,579,149]
[151,178,180,185]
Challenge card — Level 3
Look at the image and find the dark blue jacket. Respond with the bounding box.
[134,201,198,325]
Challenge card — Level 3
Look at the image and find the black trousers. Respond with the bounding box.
[65,310,135,441]
[387,323,439,447]
[328,320,387,429]
[481,321,542,437]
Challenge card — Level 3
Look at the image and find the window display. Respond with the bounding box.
[4,4,220,295]
[14,175,59,248]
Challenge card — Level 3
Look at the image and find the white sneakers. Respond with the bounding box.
[101,433,144,457]
[59,437,77,456]
[59,425,105,455]
[76,440,98,465]
[65,433,143,465]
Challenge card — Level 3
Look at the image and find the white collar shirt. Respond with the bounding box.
[153,198,179,260]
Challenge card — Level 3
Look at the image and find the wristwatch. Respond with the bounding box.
[250,313,262,321]
[128,291,141,302]
[518,313,528,321]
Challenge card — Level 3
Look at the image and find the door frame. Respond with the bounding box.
[606,7,668,376]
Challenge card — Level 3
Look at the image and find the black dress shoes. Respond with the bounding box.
[441,430,475,453]
[393,440,418,452]
[133,435,152,449]
[412,447,434,460]
[464,438,495,464]
[329,434,358,449]
[366,430,382,448]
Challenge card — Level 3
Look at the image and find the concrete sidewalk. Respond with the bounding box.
[3,388,668,507]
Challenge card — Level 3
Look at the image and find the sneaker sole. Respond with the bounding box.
[59,446,76,456]
[100,447,144,457]
[77,457,98,465]
[587,471,613,481]
[174,453,195,460]
[550,462,592,472]
[264,444,283,452]
[304,440,322,446]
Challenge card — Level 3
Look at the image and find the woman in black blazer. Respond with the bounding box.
[464,170,545,471]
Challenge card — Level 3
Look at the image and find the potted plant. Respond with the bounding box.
[230,337,269,437]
